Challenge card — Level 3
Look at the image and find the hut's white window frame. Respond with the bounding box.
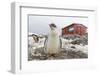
[68,27,74,32]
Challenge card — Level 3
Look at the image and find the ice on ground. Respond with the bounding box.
[28,34,88,60]
[61,37,88,54]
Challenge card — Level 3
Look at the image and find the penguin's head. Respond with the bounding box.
[49,23,57,30]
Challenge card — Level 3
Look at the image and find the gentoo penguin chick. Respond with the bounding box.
[44,23,61,56]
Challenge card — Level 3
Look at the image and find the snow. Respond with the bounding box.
[28,34,88,60]
[61,38,88,54]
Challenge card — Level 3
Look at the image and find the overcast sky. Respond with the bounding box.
[28,15,88,35]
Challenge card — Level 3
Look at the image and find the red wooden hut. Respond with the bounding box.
[62,23,87,36]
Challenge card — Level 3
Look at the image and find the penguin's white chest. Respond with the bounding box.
[46,30,60,54]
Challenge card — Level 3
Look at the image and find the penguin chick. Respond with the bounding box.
[44,23,61,55]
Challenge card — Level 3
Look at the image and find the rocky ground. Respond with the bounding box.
[28,34,88,61]
[28,47,88,61]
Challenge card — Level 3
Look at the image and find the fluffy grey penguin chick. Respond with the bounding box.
[44,23,61,55]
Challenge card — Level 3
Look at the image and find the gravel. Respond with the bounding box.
[28,47,88,61]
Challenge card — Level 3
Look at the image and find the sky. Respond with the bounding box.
[28,15,88,35]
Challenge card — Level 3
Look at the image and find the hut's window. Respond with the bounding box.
[68,27,74,32]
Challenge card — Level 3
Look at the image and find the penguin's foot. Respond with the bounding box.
[48,53,58,57]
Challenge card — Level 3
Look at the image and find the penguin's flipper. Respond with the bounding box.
[59,37,62,49]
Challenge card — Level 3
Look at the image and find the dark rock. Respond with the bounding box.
[71,46,76,49]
